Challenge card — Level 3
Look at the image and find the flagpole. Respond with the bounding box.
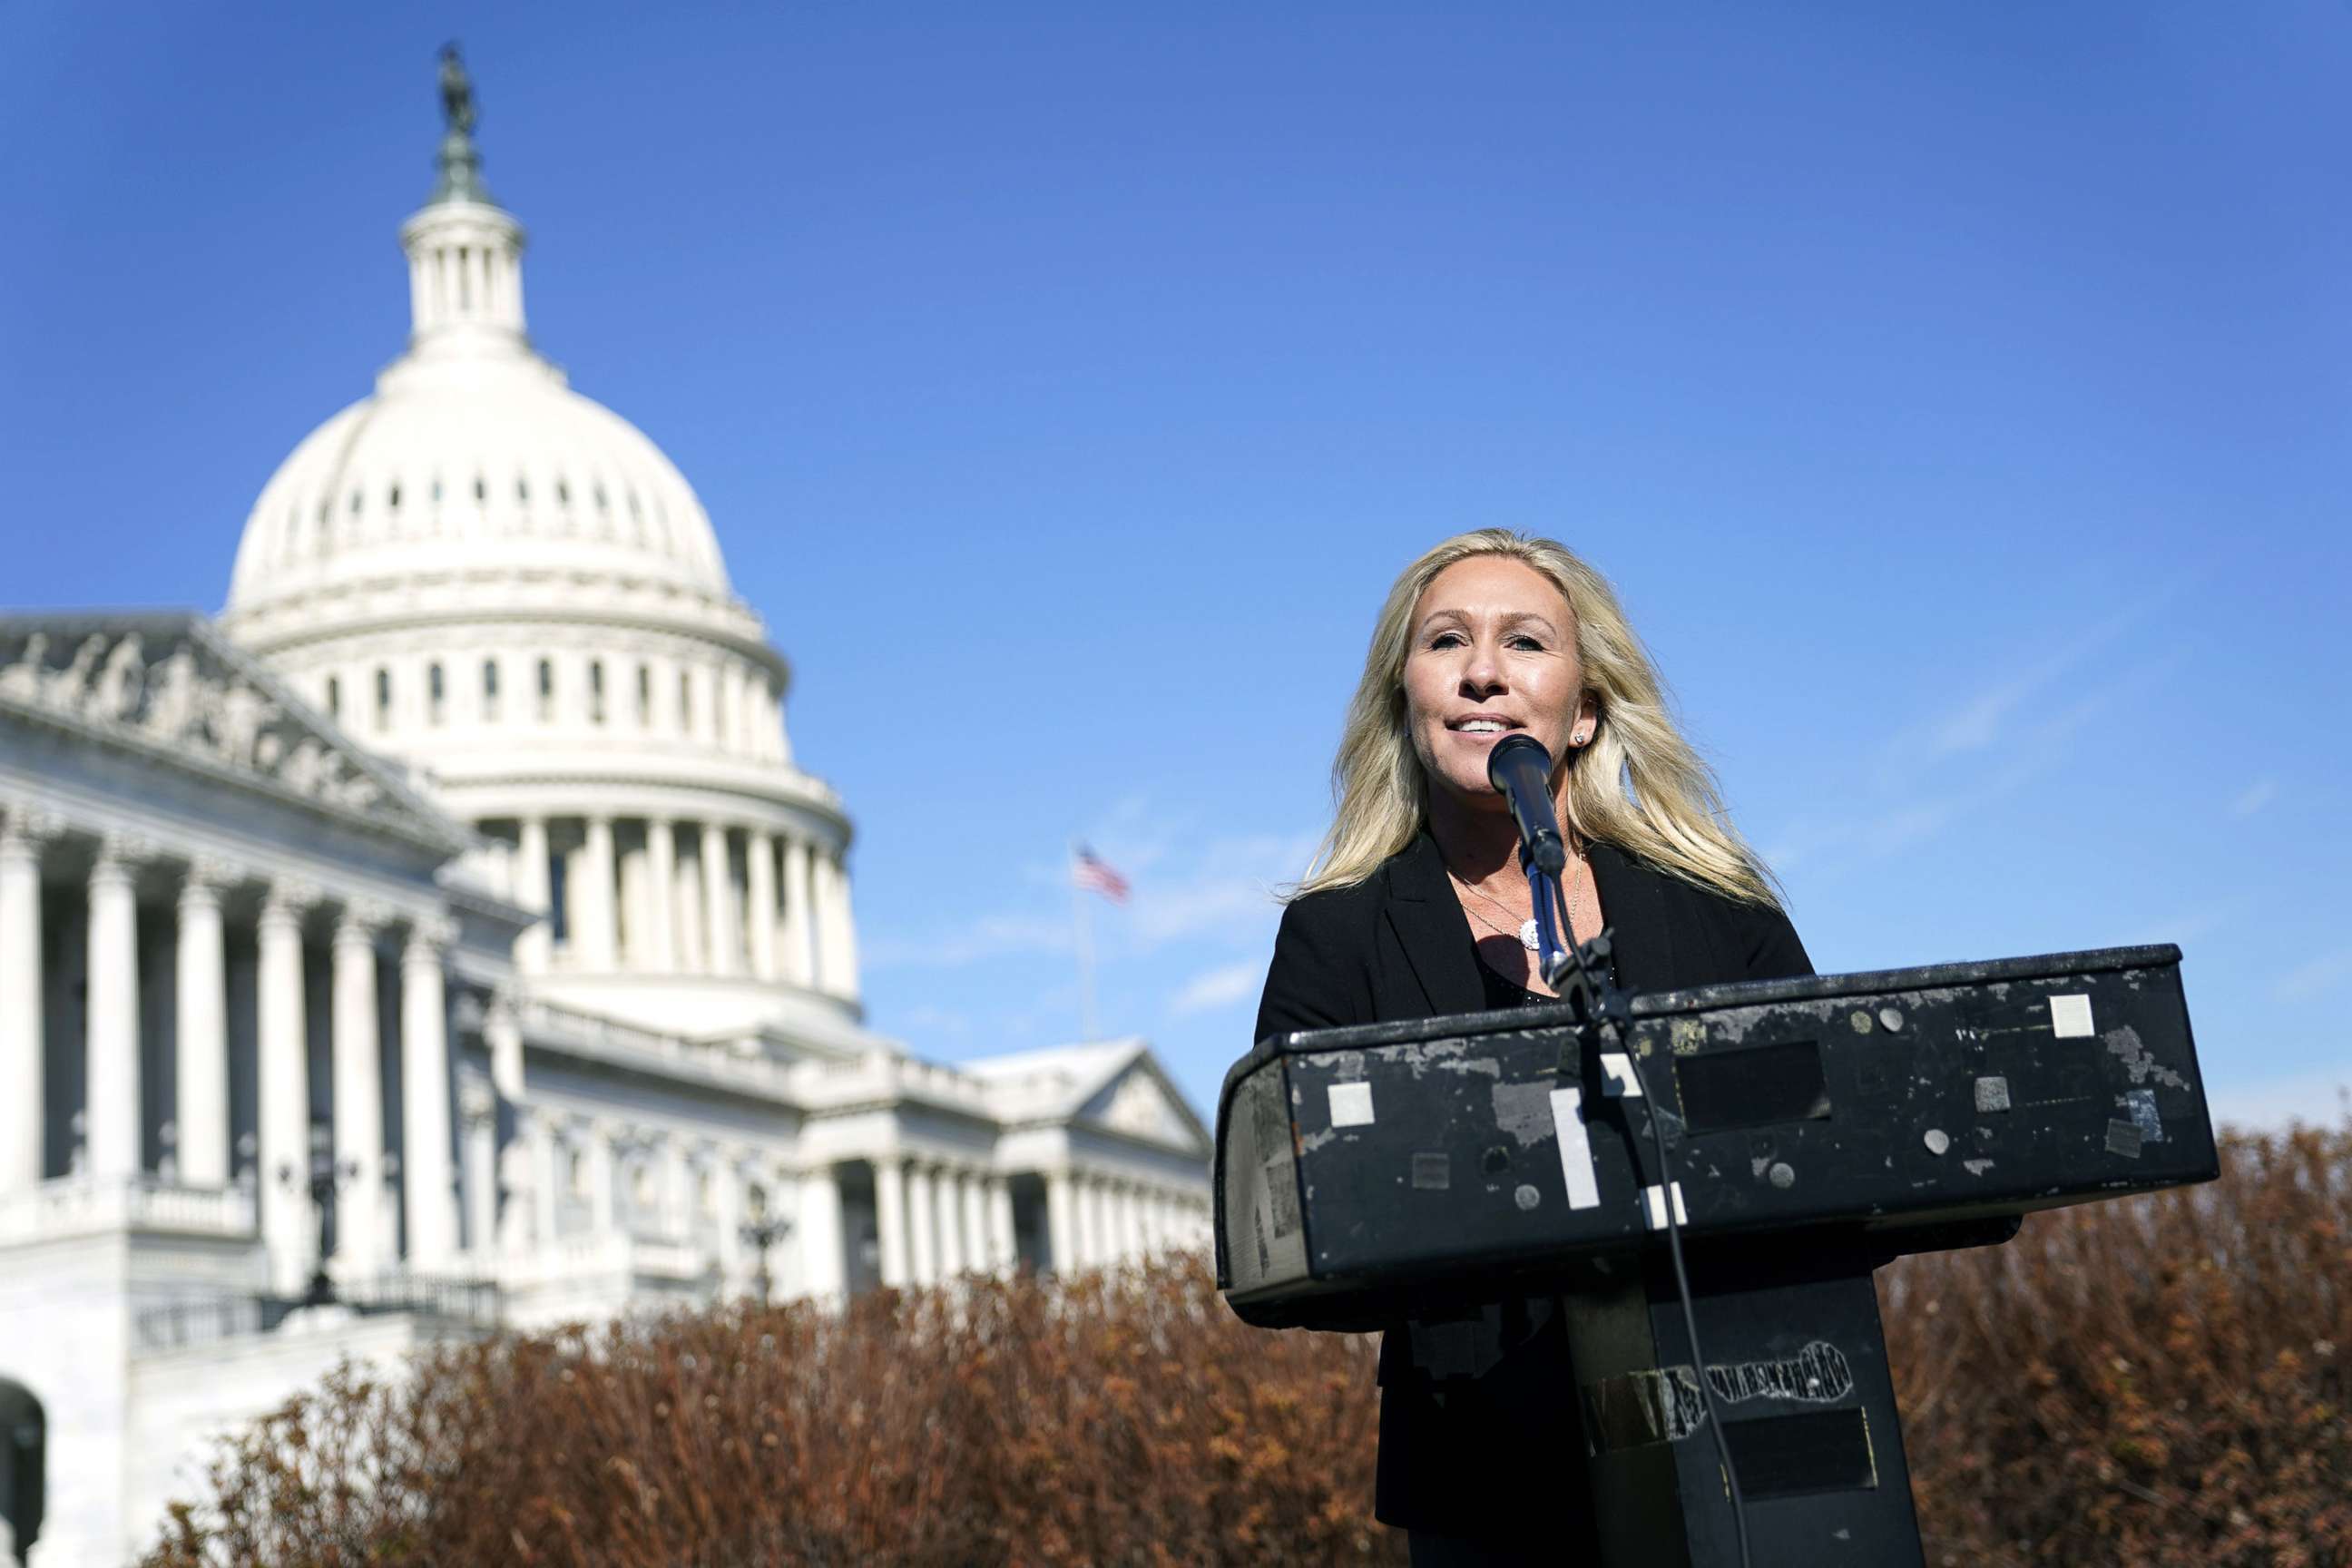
[1071,842,1098,1042]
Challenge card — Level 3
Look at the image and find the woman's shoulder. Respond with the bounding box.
[1597,840,1813,982]
[1278,838,1426,934]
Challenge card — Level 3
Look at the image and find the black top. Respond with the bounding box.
[1250,829,1812,1544]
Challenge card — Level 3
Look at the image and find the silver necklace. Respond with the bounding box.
[1451,854,1588,953]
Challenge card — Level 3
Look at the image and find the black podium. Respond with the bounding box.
[1215,946,2217,1566]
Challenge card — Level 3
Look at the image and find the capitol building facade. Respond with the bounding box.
[0,84,1210,1567]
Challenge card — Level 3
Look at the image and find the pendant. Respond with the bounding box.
[1519,917,1541,952]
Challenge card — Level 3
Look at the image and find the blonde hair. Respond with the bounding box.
[1295,529,1779,907]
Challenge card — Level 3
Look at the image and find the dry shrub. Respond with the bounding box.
[1886,1121,2352,1567]
[149,1124,2352,1567]
[145,1256,1394,1568]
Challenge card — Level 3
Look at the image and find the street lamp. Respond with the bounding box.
[279,1122,355,1308]
[738,1183,793,1307]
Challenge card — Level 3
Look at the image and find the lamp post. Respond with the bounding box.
[280,1122,355,1308]
[739,1182,793,1307]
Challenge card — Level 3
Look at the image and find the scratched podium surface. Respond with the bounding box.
[1217,946,2217,1565]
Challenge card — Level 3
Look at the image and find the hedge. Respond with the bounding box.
[148,1122,2350,1567]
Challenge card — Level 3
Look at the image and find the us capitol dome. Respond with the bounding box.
[220,96,856,1043]
[0,57,1214,1563]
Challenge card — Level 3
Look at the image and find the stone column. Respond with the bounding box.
[906,1162,938,1285]
[811,853,841,995]
[331,906,387,1276]
[174,859,233,1188]
[661,1138,691,1239]
[401,921,458,1269]
[460,1082,496,1261]
[515,814,553,971]
[702,822,740,977]
[779,836,814,987]
[987,1176,1015,1273]
[530,1115,560,1249]
[486,990,524,1102]
[1142,1191,1168,1256]
[961,1172,989,1276]
[586,1122,616,1233]
[873,1156,910,1288]
[713,1150,744,1280]
[1045,1169,1077,1275]
[580,815,618,969]
[935,1167,965,1278]
[84,836,143,1180]
[829,851,860,998]
[0,814,51,1194]
[643,818,677,973]
[258,884,315,1292]
[800,1161,844,1302]
[746,828,779,981]
[1109,1183,1132,1264]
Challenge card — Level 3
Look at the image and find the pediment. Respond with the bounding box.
[0,612,464,853]
[1083,1059,1210,1152]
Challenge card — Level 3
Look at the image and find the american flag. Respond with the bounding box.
[1072,845,1131,904]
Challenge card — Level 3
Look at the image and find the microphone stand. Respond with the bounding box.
[1518,845,1759,1568]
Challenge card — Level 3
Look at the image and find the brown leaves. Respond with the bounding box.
[145,1122,2352,1566]
[1889,1121,2352,1565]
[143,1258,1393,1568]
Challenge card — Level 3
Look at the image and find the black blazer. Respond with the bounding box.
[1250,830,1813,1543]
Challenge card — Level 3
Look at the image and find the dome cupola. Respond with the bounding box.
[223,47,740,633]
[219,49,861,1044]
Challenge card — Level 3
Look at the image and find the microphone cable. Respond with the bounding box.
[1546,876,1756,1568]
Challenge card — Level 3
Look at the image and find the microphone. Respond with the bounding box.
[1485,733,1569,875]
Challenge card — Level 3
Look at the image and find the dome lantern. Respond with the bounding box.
[401,44,529,352]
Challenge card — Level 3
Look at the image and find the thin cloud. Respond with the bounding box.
[1171,959,1264,1017]
[860,911,1070,971]
[2230,779,2278,818]
[2209,1068,2352,1132]
[2277,945,2352,1004]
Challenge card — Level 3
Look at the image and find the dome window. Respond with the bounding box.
[474,475,487,503]
[557,480,572,506]
[374,667,392,731]
[635,663,652,726]
[536,658,554,722]
[516,477,530,504]
[324,676,341,718]
[427,661,446,725]
[387,484,402,512]
[350,488,363,516]
[482,658,500,721]
[594,485,609,513]
[588,659,606,724]
[679,670,693,734]
[431,477,444,503]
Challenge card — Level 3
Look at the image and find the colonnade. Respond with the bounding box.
[504,813,857,996]
[504,1108,848,1297]
[1042,1168,1209,1273]
[0,809,460,1296]
[318,645,784,765]
[871,1156,1018,1288]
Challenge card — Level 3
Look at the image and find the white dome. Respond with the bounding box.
[227,199,732,615]
[229,359,730,610]
[216,122,862,1041]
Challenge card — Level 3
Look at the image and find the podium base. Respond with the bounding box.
[1562,1241,1924,1568]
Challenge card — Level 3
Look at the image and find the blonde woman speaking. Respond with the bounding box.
[1253,530,1811,1565]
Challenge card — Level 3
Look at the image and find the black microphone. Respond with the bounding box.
[1485,733,1568,875]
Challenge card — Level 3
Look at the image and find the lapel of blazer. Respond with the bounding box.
[1588,840,1679,996]
[1382,831,1487,1018]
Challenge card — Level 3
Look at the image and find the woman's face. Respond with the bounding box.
[1402,554,1593,809]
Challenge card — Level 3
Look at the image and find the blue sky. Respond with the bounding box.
[5,4,2347,1126]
